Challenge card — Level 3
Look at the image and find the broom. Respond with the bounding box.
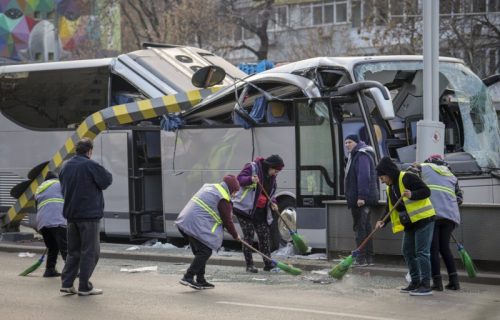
[257,181,309,254]
[329,196,404,280]
[19,249,47,276]
[239,238,302,276]
[450,233,477,278]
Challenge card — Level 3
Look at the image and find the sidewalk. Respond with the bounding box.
[1,238,499,286]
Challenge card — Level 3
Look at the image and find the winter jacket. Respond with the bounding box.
[344,142,379,208]
[59,154,113,222]
[175,182,235,251]
[34,179,66,230]
[234,157,277,224]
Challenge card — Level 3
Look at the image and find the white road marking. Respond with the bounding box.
[216,301,399,320]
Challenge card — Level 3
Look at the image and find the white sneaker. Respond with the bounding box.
[60,287,77,295]
[78,288,103,296]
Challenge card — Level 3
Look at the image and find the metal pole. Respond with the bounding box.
[416,0,445,162]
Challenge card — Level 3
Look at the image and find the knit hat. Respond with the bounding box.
[45,171,57,181]
[223,175,240,194]
[345,134,360,144]
[264,154,284,171]
[376,156,400,179]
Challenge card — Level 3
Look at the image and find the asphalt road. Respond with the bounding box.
[2,251,500,320]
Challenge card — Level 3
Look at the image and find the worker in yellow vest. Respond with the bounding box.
[375,157,436,296]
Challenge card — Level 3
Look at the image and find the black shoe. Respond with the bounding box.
[400,282,419,293]
[445,274,460,290]
[246,266,258,273]
[179,276,201,290]
[431,276,443,291]
[196,280,215,289]
[409,284,433,296]
[43,268,61,278]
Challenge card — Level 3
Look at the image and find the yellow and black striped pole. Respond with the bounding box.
[2,87,220,228]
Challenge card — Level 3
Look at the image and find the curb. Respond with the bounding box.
[2,242,499,286]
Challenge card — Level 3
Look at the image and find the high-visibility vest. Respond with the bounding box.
[420,163,460,224]
[175,182,230,251]
[387,172,435,233]
[34,179,66,230]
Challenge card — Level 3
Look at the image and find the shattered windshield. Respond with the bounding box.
[354,60,500,170]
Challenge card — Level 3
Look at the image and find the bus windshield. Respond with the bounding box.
[354,60,500,170]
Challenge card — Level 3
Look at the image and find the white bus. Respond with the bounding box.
[2,50,500,249]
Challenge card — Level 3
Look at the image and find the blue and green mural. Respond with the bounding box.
[0,0,121,62]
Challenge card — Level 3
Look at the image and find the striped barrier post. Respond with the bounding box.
[2,87,220,228]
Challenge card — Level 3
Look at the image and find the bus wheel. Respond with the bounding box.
[270,197,296,251]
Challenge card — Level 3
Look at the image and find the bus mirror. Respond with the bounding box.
[191,66,226,88]
[367,87,395,120]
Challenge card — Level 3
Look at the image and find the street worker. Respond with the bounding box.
[375,156,436,296]
[59,138,113,296]
[408,154,463,291]
[34,171,67,278]
[175,175,241,290]
[232,155,284,273]
[344,134,379,266]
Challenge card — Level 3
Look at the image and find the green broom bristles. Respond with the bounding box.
[458,245,477,278]
[291,232,308,255]
[19,253,46,276]
[329,255,353,280]
[275,261,302,276]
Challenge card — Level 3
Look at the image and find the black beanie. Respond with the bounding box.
[345,134,360,144]
[264,154,284,171]
[376,156,400,179]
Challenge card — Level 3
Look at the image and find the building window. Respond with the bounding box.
[352,0,362,27]
[336,2,347,23]
[489,0,500,12]
[300,1,348,26]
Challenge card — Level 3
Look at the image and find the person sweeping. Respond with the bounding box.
[175,175,241,290]
[375,157,436,296]
[34,171,67,278]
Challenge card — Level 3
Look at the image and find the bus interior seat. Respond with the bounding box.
[266,101,289,123]
[404,115,422,145]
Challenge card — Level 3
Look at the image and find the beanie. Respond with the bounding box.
[264,154,284,171]
[223,175,240,194]
[45,171,57,181]
[376,156,400,179]
[345,134,359,144]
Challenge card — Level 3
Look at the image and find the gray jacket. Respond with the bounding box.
[175,182,230,251]
[420,163,461,225]
[34,179,66,230]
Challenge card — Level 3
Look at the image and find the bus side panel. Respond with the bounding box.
[99,131,131,236]
[161,126,296,239]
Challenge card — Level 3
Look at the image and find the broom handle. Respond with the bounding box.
[355,196,404,253]
[239,238,274,263]
[256,180,295,232]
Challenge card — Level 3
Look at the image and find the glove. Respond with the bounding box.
[351,249,360,258]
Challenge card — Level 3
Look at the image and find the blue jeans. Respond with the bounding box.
[402,220,435,285]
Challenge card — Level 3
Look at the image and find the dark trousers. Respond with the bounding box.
[61,221,100,292]
[431,219,458,278]
[180,229,212,281]
[40,226,67,269]
[238,215,273,268]
[351,206,374,263]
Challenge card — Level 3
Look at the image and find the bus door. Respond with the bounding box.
[129,129,165,238]
[294,98,339,247]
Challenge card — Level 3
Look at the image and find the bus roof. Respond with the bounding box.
[0,58,113,73]
[267,55,464,75]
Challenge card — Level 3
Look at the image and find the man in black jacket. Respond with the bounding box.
[59,138,113,296]
[344,135,379,266]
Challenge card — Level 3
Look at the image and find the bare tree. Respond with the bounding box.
[120,0,171,51]
[219,0,275,60]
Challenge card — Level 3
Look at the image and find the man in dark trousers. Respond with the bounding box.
[375,157,435,296]
[344,135,379,266]
[59,138,113,296]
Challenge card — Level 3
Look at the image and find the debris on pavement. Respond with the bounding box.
[18,252,36,258]
[120,266,158,273]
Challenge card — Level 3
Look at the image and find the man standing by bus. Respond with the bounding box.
[344,135,378,266]
[59,138,113,296]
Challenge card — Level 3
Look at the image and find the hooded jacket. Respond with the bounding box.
[376,157,433,231]
[344,142,379,208]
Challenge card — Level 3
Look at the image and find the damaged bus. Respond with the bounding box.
[2,51,500,249]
